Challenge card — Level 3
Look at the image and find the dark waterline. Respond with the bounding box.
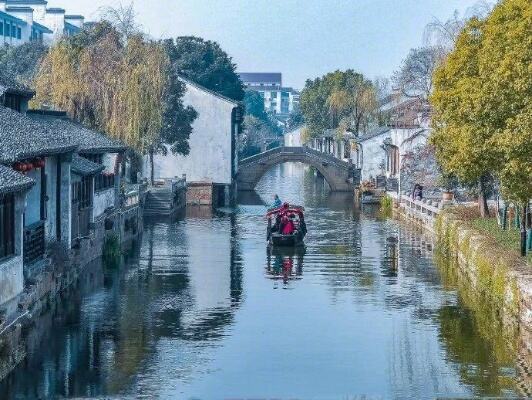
[0,163,518,399]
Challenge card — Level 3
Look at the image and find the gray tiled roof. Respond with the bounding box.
[179,76,241,106]
[26,111,127,153]
[0,106,77,163]
[0,164,34,194]
[0,73,35,98]
[71,154,104,176]
[358,126,391,142]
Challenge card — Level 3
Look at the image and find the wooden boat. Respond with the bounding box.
[266,205,307,247]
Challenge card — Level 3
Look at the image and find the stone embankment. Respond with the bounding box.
[389,192,532,396]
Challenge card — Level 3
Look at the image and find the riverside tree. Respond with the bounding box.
[299,70,377,140]
[392,46,444,100]
[430,17,495,217]
[477,0,531,254]
[431,0,531,254]
[163,36,244,101]
[34,21,196,183]
[240,89,282,158]
[0,41,48,86]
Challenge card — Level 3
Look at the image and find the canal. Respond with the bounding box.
[0,163,519,399]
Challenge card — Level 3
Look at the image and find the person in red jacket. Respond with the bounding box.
[281,215,296,235]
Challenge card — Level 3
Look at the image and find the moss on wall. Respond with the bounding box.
[434,212,523,345]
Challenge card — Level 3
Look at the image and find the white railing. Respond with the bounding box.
[388,191,444,229]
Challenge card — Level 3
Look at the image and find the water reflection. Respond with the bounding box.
[0,162,522,399]
[265,247,305,285]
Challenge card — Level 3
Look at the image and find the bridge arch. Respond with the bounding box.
[237,146,356,192]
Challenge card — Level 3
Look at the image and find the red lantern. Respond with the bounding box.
[13,162,24,172]
[32,158,45,169]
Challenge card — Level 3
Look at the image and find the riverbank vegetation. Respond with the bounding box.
[430,0,531,255]
[239,90,283,158]
[446,206,532,265]
[299,70,380,141]
[1,4,251,184]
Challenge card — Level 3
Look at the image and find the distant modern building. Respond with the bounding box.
[239,72,300,117]
[0,0,83,45]
[239,72,282,90]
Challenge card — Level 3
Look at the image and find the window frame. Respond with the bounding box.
[0,194,15,261]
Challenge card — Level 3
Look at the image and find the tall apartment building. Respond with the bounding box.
[0,0,84,46]
[239,72,300,117]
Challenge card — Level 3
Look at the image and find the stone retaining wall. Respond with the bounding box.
[393,198,532,395]
[0,204,144,381]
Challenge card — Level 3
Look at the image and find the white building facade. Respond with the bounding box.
[0,0,83,46]
[144,77,243,206]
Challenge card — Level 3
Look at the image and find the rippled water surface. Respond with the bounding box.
[0,163,519,399]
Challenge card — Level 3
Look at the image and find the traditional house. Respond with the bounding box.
[26,110,130,248]
[284,124,304,147]
[144,77,243,207]
[0,164,33,304]
[352,95,433,193]
[0,105,77,285]
[354,126,392,183]
[308,129,354,162]
[0,73,34,113]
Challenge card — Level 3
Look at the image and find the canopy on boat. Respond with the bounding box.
[266,205,305,218]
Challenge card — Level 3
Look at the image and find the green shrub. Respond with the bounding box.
[103,233,121,269]
[379,195,393,218]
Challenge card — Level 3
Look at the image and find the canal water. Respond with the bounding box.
[0,163,519,399]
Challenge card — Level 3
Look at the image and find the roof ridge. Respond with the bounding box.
[178,75,241,106]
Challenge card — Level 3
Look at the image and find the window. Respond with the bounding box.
[95,173,115,191]
[3,93,22,112]
[17,27,21,40]
[270,91,277,99]
[0,22,3,36]
[11,24,16,38]
[5,23,9,38]
[0,194,15,259]
[72,177,93,208]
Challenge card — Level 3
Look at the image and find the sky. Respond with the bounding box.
[52,0,481,89]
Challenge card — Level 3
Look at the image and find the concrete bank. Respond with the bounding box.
[389,192,532,396]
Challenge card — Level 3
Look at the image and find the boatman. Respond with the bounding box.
[271,194,282,209]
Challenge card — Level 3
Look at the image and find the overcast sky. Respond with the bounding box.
[52,0,481,89]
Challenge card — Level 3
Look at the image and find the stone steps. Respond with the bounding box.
[144,189,176,216]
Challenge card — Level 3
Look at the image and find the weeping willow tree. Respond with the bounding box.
[35,21,167,157]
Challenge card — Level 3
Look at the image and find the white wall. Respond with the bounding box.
[359,133,390,182]
[94,188,114,219]
[24,168,41,226]
[146,80,236,185]
[42,10,64,42]
[284,126,303,147]
[6,8,32,42]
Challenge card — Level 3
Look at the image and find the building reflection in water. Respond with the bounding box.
[0,211,243,399]
[0,162,524,398]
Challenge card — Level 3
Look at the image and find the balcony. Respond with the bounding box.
[23,220,45,265]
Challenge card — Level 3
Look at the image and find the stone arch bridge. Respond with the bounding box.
[237,146,360,192]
